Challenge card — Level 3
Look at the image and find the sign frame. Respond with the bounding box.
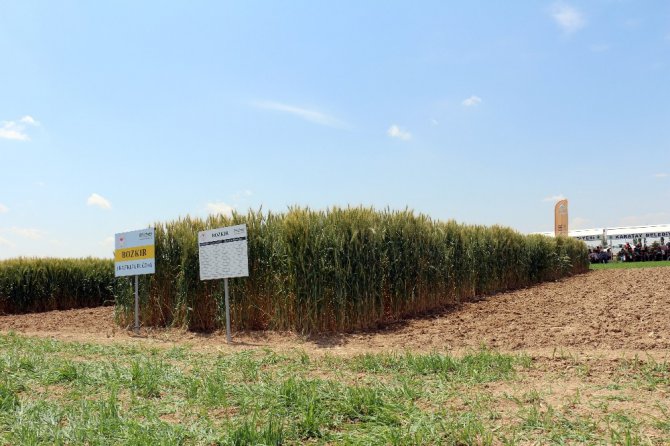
[198,224,249,280]
[114,228,156,277]
[198,224,249,343]
[114,228,156,334]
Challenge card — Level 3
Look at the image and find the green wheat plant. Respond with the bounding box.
[116,207,588,333]
[0,257,114,314]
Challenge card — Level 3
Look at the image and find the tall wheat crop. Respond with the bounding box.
[115,207,588,333]
[0,257,114,314]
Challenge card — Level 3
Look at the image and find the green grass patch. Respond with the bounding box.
[590,260,670,270]
[0,333,667,445]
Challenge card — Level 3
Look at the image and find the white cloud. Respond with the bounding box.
[101,236,114,247]
[10,227,45,240]
[206,202,235,217]
[653,173,668,178]
[87,193,112,210]
[19,115,39,126]
[0,236,14,248]
[387,125,411,141]
[0,115,39,141]
[571,217,592,230]
[252,101,347,128]
[0,123,29,141]
[542,194,566,202]
[462,96,482,107]
[551,3,586,34]
[0,203,8,213]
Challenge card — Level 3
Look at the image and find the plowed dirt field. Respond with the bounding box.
[1,267,669,356]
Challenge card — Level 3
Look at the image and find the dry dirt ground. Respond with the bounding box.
[0,267,668,359]
[2,267,670,442]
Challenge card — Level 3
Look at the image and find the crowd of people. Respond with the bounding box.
[616,240,670,262]
[588,246,612,263]
[588,238,670,263]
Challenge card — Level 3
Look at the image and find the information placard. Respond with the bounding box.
[198,224,249,280]
[114,228,155,277]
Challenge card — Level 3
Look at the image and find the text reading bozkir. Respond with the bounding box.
[120,248,147,258]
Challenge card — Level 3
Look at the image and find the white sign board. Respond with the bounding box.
[114,228,156,277]
[198,224,249,280]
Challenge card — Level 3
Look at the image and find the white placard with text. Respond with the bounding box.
[198,224,249,280]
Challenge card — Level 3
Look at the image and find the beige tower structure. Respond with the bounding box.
[554,199,568,236]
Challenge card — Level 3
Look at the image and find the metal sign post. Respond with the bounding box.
[114,228,156,335]
[134,275,140,334]
[224,277,231,343]
[198,224,249,344]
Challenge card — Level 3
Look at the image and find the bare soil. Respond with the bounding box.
[3,267,669,443]
[1,268,669,357]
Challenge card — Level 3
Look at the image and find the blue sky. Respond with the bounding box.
[1,1,669,259]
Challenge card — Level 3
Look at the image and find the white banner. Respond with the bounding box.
[609,231,670,240]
